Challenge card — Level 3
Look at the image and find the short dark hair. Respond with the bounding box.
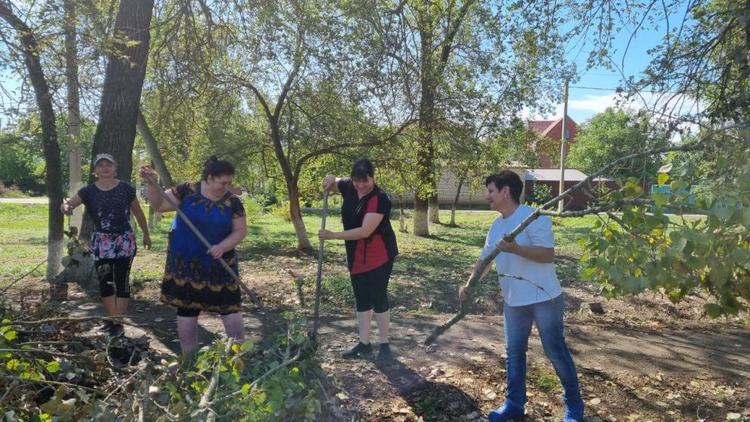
[351,158,375,180]
[485,170,523,203]
[201,156,235,181]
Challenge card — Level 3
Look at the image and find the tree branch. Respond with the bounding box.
[424,124,745,345]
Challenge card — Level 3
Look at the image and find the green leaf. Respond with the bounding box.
[46,360,61,373]
[711,203,734,222]
[652,192,669,207]
[708,264,729,287]
[657,173,670,185]
[704,303,724,318]
[667,236,688,257]
[3,329,16,341]
[730,248,750,267]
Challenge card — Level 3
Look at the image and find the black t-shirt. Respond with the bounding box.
[337,179,398,272]
[78,181,136,233]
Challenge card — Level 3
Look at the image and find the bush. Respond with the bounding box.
[242,195,265,220]
[271,201,292,222]
[531,183,553,204]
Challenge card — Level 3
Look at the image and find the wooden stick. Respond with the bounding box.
[142,173,262,308]
[423,135,724,346]
[311,191,329,340]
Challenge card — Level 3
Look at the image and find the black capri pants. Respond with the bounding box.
[95,256,134,298]
[350,260,393,313]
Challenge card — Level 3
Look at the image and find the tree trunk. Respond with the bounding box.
[136,108,174,187]
[450,177,464,226]
[83,0,154,238]
[64,0,83,231]
[0,1,64,281]
[267,118,313,253]
[90,0,153,180]
[287,179,313,253]
[414,18,436,237]
[399,196,407,233]
[429,194,440,224]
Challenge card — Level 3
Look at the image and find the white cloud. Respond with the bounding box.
[568,93,620,114]
[520,90,704,126]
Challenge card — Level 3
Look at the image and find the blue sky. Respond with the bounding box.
[537,3,693,125]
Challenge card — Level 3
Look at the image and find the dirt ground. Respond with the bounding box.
[7,272,748,422]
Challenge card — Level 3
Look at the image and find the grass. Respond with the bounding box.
[0,189,31,198]
[0,204,597,312]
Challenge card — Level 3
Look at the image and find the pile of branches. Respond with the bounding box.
[0,303,328,421]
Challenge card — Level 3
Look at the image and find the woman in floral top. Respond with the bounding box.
[62,153,151,336]
[140,156,247,355]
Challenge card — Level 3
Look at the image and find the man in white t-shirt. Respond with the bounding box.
[459,170,584,422]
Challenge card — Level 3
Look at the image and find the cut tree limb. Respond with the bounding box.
[423,135,727,345]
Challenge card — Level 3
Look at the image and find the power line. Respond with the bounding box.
[570,85,621,91]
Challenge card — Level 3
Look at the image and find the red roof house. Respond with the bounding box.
[527,116,578,167]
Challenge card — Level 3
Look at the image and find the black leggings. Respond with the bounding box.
[96,257,134,298]
[176,308,234,317]
[350,260,393,313]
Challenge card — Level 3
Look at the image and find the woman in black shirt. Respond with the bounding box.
[319,159,398,360]
[62,153,151,336]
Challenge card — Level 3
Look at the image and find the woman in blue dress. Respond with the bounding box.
[140,156,247,354]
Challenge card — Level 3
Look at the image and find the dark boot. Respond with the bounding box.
[342,342,372,359]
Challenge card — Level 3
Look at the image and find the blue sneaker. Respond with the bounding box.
[488,402,525,422]
[563,402,584,422]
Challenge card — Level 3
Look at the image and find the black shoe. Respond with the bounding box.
[377,343,393,361]
[342,342,372,359]
[108,323,124,337]
[98,320,114,332]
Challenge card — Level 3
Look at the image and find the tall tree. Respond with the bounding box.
[194,0,413,252]
[0,0,65,281]
[367,0,570,235]
[567,108,669,179]
[64,0,84,229]
[89,0,154,182]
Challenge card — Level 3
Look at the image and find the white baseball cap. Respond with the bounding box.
[93,153,116,166]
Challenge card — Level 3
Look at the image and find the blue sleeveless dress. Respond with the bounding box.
[160,182,245,313]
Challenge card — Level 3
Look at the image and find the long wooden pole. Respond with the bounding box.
[558,79,569,212]
[142,174,262,308]
[311,191,329,339]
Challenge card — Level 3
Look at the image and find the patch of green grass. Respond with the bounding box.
[529,366,561,393]
[0,205,598,311]
[0,190,30,198]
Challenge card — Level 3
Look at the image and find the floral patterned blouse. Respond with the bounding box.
[78,181,137,260]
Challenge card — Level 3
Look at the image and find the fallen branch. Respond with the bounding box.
[0,374,103,394]
[192,338,234,420]
[0,258,46,296]
[424,126,740,345]
[0,348,91,359]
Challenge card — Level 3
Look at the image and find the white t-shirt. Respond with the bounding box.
[481,204,562,307]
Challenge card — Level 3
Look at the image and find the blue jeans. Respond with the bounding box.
[503,294,583,411]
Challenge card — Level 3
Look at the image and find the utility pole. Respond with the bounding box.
[558,79,569,212]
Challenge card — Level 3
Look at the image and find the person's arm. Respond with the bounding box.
[322,175,342,194]
[497,241,554,263]
[319,213,384,241]
[208,215,247,259]
[61,194,82,215]
[458,258,493,302]
[497,216,555,263]
[139,166,180,213]
[130,198,151,249]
